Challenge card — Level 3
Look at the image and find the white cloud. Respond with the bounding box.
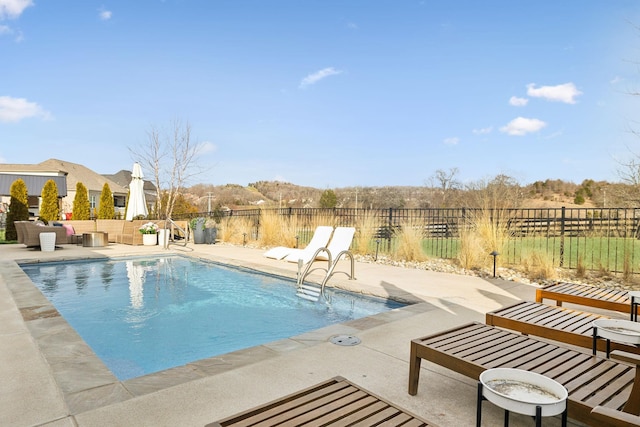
[500,117,546,136]
[346,22,358,30]
[509,96,528,107]
[610,76,622,85]
[299,67,342,89]
[443,137,459,145]
[0,96,51,122]
[526,82,582,104]
[0,0,33,19]
[0,24,22,42]
[99,8,112,20]
[472,126,492,135]
[197,141,217,155]
[544,130,563,140]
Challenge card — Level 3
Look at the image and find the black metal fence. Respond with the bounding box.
[179,207,640,274]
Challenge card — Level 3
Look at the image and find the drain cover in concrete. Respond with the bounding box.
[330,335,361,346]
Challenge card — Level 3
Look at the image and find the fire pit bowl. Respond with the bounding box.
[479,368,568,417]
[592,319,640,345]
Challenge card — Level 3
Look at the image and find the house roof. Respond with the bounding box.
[0,173,68,197]
[0,159,128,195]
[103,170,157,192]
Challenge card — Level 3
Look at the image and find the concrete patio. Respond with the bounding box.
[0,241,597,426]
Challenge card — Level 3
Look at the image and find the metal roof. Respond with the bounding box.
[0,174,68,197]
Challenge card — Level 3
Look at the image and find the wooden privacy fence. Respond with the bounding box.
[178,207,640,274]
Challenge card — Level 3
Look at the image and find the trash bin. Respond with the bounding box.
[204,227,217,244]
[158,229,169,247]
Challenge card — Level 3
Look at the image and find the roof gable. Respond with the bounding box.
[37,159,128,194]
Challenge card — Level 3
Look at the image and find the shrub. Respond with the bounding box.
[257,210,282,246]
[457,224,483,269]
[353,210,378,255]
[219,216,255,245]
[319,189,337,208]
[457,209,511,271]
[98,183,115,219]
[520,250,557,280]
[393,222,427,262]
[39,179,60,224]
[73,182,91,220]
[5,179,29,241]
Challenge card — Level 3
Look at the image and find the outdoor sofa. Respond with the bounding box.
[16,221,70,247]
[59,219,168,245]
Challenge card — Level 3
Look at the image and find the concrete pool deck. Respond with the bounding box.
[0,241,598,426]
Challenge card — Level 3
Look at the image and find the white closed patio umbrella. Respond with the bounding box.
[125,162,149,220]
[126,260,145,309]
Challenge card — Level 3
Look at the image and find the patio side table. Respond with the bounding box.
[39,232,56,252]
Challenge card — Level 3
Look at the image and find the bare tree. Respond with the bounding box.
[428,168,462,207]
[463,174,522,210]
[131,119,204,220]
[618,157,640,186]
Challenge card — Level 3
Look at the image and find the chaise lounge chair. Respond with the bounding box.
[486,300,640,355]
[207,376,432,426]
[284,226,355,265]
[290,227,357,300]
[314,226,356,263]
[264,226,334,260]
[536,281,638,318]
[408,322,640,426]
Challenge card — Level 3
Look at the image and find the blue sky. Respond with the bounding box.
[2,0,640,188]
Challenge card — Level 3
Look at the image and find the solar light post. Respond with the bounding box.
[490,250,499,278]
[242,233,247,246]
[295,235,299,248]
[375,239,381,261]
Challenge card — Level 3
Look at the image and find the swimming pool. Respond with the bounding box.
[22,256,404,380]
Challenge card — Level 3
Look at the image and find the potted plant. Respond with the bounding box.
[190,217,206,244]
[139,222,159,245]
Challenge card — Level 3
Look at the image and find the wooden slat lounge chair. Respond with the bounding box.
[486,300,640,355]
[590,405,640,426]
[208,376,431,427]
[408,322,640,426]
[536,282,637,317]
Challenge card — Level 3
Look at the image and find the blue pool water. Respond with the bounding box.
[22,256,404,380]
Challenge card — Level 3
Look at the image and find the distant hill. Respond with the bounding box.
[180,178,635,211]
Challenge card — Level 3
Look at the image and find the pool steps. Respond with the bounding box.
[295,251,356,302]
[296,284,322,301]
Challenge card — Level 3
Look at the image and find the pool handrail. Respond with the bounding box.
[163,218,189,250]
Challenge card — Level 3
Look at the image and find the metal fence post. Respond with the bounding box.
[559,206,565,267]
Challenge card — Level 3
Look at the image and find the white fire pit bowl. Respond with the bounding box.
[480,368,568,417]
[592,319,640,345]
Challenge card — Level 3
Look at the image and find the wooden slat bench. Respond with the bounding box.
[536,282,636,317]
[486,300,640,355]
[208,376,431,427]
[408,322,640,426]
